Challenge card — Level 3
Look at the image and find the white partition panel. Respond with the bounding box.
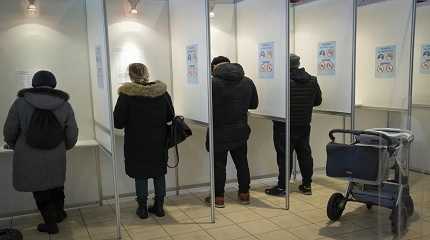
[237,0,287,118]
[210,2,237,62]
[294,0,354,113]
[356,0,413,110]
[413,4,430,105]
[170,0,210,123]
[86,0,112,151]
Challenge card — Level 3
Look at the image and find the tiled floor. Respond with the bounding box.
[2,172,430,240]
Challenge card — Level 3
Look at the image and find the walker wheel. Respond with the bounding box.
[327,193,346,221]
[391,206,408,234]
[366,204,373,210]
[405,195,414,217]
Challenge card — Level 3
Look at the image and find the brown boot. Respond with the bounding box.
[205,196,225,208]
[238,192,250,205]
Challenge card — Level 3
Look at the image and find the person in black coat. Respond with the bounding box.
[266,54,322,196]
[114,63,174,219]
[205,56,259,208]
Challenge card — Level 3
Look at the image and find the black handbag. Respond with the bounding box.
[165,96,192,168]
[0,229,23,240]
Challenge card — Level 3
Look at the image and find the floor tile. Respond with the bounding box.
[255,229,300,240]
[223,209,263,224]
[269,213,312,229]
[197,214,234,230]
[238,218,280,235]
[206,225,251,240]
[171,230,214,240]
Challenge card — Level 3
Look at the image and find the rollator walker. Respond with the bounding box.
[325,128,414,234]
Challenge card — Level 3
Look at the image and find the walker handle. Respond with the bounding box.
[328,129,393,147]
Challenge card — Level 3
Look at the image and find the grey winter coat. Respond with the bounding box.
[3,87,79,192]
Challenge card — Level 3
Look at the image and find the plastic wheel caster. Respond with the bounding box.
[327,193,346,221]
[391,206,408,234]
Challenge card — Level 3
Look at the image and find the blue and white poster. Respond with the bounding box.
[186,44,199,84]
[421,44,430,74]
[375,45,396,78]
[317,41,336,76]
[258,42,275,79]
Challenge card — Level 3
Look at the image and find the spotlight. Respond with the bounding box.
[128,0,140,15]
[130,8,138,14]
[27,0,37,14]
[210,11,215,18]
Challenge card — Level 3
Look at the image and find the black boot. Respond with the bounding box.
[55,198,67,223]
[148,198,165,217]
[136,199,148,219]
[38,205,59,234]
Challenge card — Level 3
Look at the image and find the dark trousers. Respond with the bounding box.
[273,123,314,189]
[135,175,166,203]
[214,144,250,197]
[33,187,65,224]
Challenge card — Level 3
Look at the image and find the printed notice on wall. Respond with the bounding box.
[375,45,396,78]
[421,44,430,74]
[258,42,275,79]
[16,70,34,89]
[186,44,199,84]
[95,46,105,89]
[317,41,336,76]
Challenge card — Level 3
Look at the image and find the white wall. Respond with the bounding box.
[294,0,354,113]
[210,3,237,62]
[237,0,287,119]
[413,5,430,105]
[170,0,210,123]
[356,0,413,109]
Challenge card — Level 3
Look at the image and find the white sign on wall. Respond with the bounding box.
[317,41,336,76]
[186,44,199,84]
[421,44,430,74]
[16,70,34,89]
[375,45,396,78]
[258,42,275,79]
[95,45,105,89]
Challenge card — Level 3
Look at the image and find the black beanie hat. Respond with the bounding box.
[211,56,230,73]
[290,53,300,69]
[32,71,57,88]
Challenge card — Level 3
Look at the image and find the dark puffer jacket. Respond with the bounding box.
[274,68,322,129]
[206,63,259,151]
[114,81,174,178]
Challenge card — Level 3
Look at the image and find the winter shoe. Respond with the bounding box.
[148,198,165,217]
[55,199,67,223]
[136,199,149,219]
[37,223,59,234]
[38,205,59,234]
[205,196,225,208]
[238,192,250,205]
[265,186,286,197]
[299,184,312,195]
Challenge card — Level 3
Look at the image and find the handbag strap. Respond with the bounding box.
[165,94,179,168]
[164,94,176,117]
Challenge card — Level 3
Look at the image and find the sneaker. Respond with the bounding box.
[238,192,250,205]
[298,184,312,195]
[265,186,286,197]
[204,196,225,208]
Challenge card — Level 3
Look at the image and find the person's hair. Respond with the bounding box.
[128,63,149,84]
[211,56,230,73]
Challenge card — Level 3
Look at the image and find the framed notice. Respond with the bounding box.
[258,42,275,79]
[15,70,34,89]
[375,45,396,78]
[421,44,430,74]
[95,46,105,89]
[186,44,199,84]
[317,41,336,76]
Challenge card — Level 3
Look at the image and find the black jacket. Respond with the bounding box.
[207,63,259,151]
[274,68,322,130]
[114,81,174,178]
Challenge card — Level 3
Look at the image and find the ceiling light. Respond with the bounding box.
[27,0,37,14]
[128,0,140,15]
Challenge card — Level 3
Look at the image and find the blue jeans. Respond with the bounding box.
[135,176,166,202]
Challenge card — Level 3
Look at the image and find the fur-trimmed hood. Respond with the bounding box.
[18,87,69,110]
[118,81,167,98]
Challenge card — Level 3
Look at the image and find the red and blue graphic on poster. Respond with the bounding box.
[421,44,430,74]
[317,41,336,76]
[375,45,396,79]
[258,42,274,79]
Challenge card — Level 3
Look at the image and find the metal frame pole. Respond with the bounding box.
[406,0,417,131]
[101,0,121,238]
[350,0,358,139]
[204,0,216,223]
[285,0,291,210]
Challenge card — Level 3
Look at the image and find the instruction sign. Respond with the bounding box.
[375,45,396,78]
[95,46,105,89]
[16,70,34,89]
[421,44,430,74]
[317,41,336,76]
[186,44,199,84]
[258,42,275,79]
